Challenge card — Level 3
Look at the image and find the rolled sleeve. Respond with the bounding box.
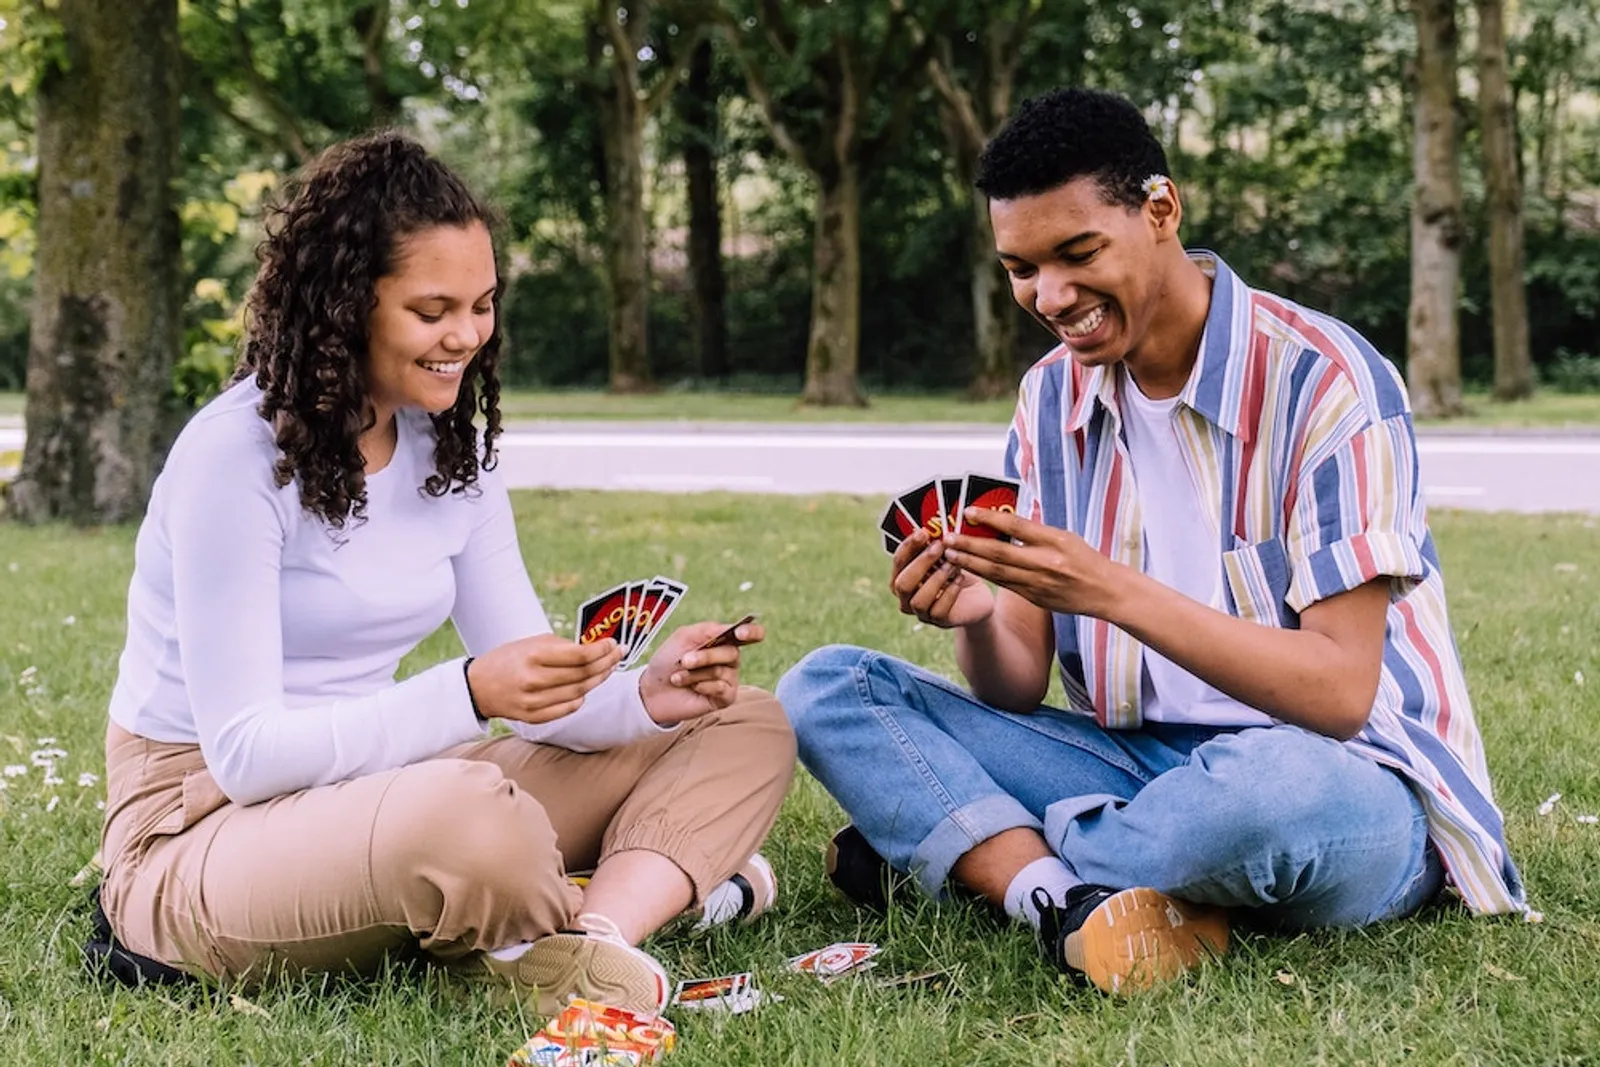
[1285,414,1428,613]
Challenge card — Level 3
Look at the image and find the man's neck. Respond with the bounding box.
[1122,254,1214,400]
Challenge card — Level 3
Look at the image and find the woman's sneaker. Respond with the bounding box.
[1034,885,1229,994]
[483,914,671,1017]
[688,853,778,931]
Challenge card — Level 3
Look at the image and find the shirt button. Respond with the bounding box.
[1117,701,1133,715]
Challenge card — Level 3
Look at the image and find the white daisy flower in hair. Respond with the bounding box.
[1143,174,1171,202]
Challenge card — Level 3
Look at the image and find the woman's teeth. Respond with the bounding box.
[1062,305,1106,339]
[419,360,464,375]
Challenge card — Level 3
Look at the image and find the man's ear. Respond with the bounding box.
[1147,180,1183,242]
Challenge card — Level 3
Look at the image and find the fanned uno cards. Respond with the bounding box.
[575,575,686,668]
[879,473,1020,554]
[506,998,676,1066]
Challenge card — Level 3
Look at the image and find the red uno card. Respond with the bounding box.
[938,477,964,536]
[624,576,687,666]
[672,972,758,1013]
[787,941,881,982]
[957,473,1020,542]
[575,583,630,646]
[895,479,946,538]
[879,499,917,554]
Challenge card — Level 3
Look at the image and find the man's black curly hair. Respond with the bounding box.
[236,130,504,529]
[975,87,1169,209]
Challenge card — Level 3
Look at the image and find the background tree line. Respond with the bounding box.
[2,0,1599,522]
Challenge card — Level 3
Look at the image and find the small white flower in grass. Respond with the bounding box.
[1142,174,1171,202]
[4,765,25,777]
[44,774,63,787]
[1578,814,1598,825]
[1524,909,1545,923]
[96,800,105,810]
[31,748,67,765]
[912,623,925,632]
[6,562,16,573]
[19,665,37,683]
[1554,562,1579,573]
[78,771,98,787]
[24,686,43,698]
[61,615,76,626]
[46,795,59,813]
[0,779,7,791]
[1538,793,1562,816]
[739,581,754,592]
[36,736,55,745]
[1576,670,1586,686]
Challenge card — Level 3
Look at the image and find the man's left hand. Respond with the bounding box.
[639,618,764,725]
[942,507,1120,619]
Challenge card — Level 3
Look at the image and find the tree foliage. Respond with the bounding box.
[2,0,1600,417]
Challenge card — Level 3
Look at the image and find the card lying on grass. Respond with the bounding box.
[879,473,1020,554]
[574,575,686,668]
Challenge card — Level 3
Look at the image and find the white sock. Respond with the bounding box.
[698,878,748,927]
[1002,856,1081,930]
[488,941,534,962]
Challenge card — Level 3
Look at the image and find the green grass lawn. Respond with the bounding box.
[3,387,1600,428]
[1,493,1598,1065]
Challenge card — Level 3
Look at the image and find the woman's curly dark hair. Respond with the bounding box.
[236,130,504,528]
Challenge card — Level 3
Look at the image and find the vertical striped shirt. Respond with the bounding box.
[1003,251,1524,915]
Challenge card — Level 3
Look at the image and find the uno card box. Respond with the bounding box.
[506,999,677,1067]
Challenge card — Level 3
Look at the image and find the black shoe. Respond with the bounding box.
[824,825,903,911]
[1032,884,1229,994]
[82,884,194,988]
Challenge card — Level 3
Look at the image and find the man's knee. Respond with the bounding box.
[775,643,879,734]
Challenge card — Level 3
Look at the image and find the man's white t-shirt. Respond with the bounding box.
[109,379,670,805]
[1117,372,1274,728]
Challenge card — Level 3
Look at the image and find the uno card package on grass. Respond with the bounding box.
[506,999,676,1067]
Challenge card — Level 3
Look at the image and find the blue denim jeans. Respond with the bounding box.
[776,645,1443,930]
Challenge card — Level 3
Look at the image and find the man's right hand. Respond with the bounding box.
[891,529,996,628]
[466,633,624,724]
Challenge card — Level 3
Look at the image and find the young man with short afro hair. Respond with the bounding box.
[778,87,1523,994]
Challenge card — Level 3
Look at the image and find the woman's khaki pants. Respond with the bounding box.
[99,688,796,983]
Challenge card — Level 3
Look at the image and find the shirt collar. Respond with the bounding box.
[1064,250,1256,442]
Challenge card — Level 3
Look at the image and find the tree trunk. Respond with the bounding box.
[801,162,866,407]
[596,2,653,393]
[1406,0,1465,419]
[967,192,1016,399]
[1476,0,1533,401]
[353,1,400,128]
[10,0,182,525]
[682,38,729,381]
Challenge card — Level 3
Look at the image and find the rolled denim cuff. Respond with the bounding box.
[909,795,1042,898]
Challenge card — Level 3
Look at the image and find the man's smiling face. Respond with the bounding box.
[991,176,1169,371]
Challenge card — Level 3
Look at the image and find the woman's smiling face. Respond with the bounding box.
[365,221,498,421]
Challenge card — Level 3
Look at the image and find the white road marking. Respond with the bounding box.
[609,473,777,490]
[495,431,1004,452]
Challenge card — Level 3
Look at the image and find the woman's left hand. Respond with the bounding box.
[639,618,765,726]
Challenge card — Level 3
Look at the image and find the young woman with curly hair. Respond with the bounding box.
[94,131,795,1017]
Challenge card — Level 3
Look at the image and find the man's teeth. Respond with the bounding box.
[419,360,464,374]
[1062,306,1106,339]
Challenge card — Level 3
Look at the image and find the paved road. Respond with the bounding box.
[3,422,1598,513]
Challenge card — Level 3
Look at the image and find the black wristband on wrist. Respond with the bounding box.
[463,657,486,723]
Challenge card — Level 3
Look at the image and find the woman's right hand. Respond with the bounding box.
[466,633,624,724]
[891,529,996,628]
